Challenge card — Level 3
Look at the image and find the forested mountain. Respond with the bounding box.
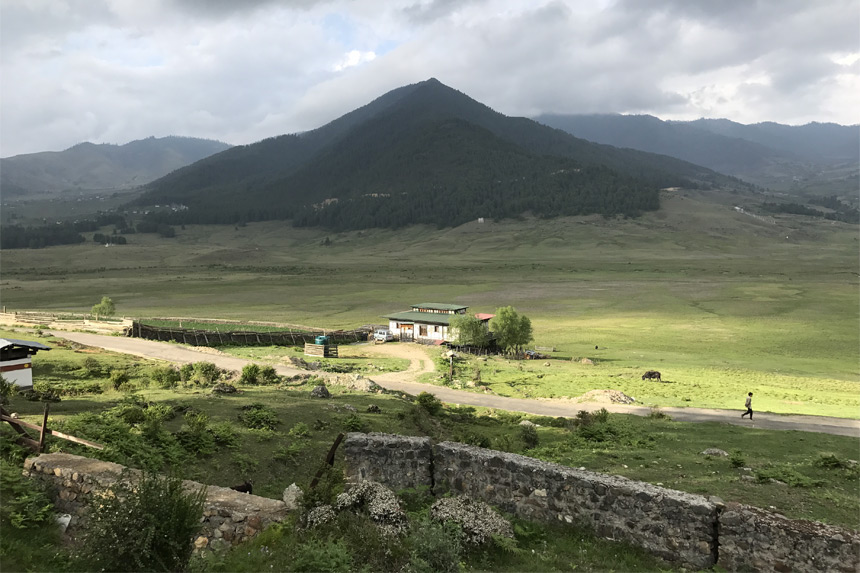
[0,136,231,198]
[533,114,859,186]
[134,79,743,230]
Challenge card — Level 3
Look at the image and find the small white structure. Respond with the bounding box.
[383,303,493,343]
[0,338,51,388]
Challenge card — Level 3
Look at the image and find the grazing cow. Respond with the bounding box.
[230,480,253,494]
[641,370,662,382]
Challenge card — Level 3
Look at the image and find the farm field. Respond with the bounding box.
[2,190,858,419]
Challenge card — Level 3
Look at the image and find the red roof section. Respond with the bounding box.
[474,313,495,321]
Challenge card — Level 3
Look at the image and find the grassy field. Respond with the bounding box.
[2,328,857,572]
[2,189,857,419]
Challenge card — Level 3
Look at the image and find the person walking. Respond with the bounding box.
[741,392,753,420]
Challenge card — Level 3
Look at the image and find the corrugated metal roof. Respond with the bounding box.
[411,303,468,311]
[0,338,52,351]
[474,313,495,321]
[383,311,454,325]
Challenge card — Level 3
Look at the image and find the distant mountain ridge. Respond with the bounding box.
[0,136,232,197]
[533,114,858,188]
[134,79,743,230]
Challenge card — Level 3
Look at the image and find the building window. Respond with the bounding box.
[434,326,439,333]
[419,325,428,336]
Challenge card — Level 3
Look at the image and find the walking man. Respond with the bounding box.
[741,392,753,420]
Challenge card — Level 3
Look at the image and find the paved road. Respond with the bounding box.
[51,331,860,438]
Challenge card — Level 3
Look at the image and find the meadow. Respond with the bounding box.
[3,189,858,418]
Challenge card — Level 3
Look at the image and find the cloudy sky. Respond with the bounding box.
[1,0,858,157]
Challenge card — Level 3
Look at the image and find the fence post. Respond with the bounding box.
[38,403,50,453]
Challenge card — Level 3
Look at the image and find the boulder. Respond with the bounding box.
[700,448,729,457]
[282,483,303,510]
[310,385,331,399]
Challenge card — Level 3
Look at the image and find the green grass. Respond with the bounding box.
[2,190,856,418]
[223,344,410,376]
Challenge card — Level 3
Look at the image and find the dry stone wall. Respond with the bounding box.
[342,433,860,572]
[718,502,860,573]
[23,453,289,553]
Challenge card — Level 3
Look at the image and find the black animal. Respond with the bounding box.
[230,480,253,494]
[641,370,662,381]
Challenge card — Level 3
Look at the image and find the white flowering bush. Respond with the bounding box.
[304,505,337,529]
[429,496,514,545]
[334,481,408,537]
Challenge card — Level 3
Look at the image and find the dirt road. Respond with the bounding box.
[52,332,859,438]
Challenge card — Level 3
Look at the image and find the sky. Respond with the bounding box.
[1,0,858,157]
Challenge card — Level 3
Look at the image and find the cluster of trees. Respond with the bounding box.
[450,306,533,355]
[92,233,127,245]
[760,200,859,224]
[0,223,86,249]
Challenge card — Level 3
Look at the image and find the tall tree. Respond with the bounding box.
[490,306,533,354]
[449,314,489,347]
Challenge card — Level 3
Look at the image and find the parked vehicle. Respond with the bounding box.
[374,329,394,342]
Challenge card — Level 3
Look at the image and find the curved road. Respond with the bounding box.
[51,331,859,438]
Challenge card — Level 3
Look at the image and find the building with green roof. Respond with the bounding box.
[382,303,493,343]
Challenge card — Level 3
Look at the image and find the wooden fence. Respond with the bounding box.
[1,404,103,453]
[129,321,370,347]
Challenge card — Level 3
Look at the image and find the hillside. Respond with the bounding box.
[133,79,743,229]
[533,113,859,195]
[0,136,232,198]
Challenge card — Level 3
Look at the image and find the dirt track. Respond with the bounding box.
[51,332,860,438]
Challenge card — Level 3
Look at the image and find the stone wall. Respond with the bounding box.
[434,441,718,569]
[342,432,432,492]
[342,433,860,572]
[718,502,860,573]
[23,453,289,553]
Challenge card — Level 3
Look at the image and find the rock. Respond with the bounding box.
[55,513,72,533]
[519,420,536,427]
[310,385,331,399]
[701,448,729,457]
[543,362,551,367]
[580,358,594,365]
[769,478,788,486]
[194,536,209,550]
[366,404,381,413]
[282,483,303,510]
[740,475,756,482]
[211,383,237,394]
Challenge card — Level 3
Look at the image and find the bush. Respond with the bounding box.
[82,357,103,376]
[416,392,442,415]
[343,414,365,432]
[210,421,239,448]
[240,363,261,385]
[179,363,193,384]
[407,515,463,573]
[151,366,180,389]
[259,365,279,385]
[109,369,130,390]
[77,470,206,572]
[519,424,539,450]
[288,422,311,438]
[175,411,215,456]
[0,459,54,529]
[729,451,746,468]
[238,403,280,430]
[192,362,219,385]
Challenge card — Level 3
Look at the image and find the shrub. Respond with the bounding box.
[259,365,279,385]
[0,459,54,529]
[179,363,193,384]
[288,422,311,438]
[519,424,539,450]
[192,362,219,385]
[343,414,365,432]
[209,421,239,447]
[109,369,130,390]
[648,407,671,420]
[151,366,180,389]
[77,470,206,572]
[416,392,442,415]
[82,357,103,376]
[231,453,260,474]
[407,515,463,573]
[176,411,215,456]
[240,363,261,385]
[429,496,514,546]
[729,451,746,468]
[238,403,280,430]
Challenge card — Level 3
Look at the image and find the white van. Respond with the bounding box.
[374,328,394,342]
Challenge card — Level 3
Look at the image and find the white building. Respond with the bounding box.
[0,338,51,388]
[383,303,493,343]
